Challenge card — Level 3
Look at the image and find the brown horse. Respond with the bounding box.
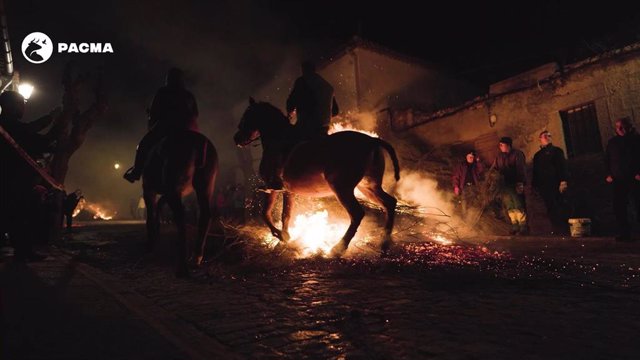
[234,98,400,256]
[142,130,218,276]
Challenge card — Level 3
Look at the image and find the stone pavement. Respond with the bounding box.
[45,222,640,360]
[0,247,235,360]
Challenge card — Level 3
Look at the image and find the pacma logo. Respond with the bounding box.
[22,32,114,64]
[21,32,53,64]
[58,43,114,53]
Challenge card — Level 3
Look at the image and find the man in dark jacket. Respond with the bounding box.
[532,130,570,234]
[286,61,339,141]
[492,136,529,235]
[452,150,485,215]
[605,118,640,242]
[124,68,199,182]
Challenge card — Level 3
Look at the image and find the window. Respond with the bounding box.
[559,102,603,157]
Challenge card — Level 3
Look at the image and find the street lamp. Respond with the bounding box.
[18,83,34,100]
[114,162,120,170]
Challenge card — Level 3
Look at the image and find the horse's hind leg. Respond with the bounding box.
[329,184,365,257]
[165,193,188,277]
[143,189,159,252]
[193,172,216,266]
[358,182,397,252]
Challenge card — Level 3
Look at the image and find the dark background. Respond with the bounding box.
[6,0,640,215]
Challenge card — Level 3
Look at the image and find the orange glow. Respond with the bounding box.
[72,198,115,220]
[261,210,361,258]
[328,122,379,138]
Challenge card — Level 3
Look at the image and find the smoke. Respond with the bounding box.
[394,170,454,217]
[9,0,345,218]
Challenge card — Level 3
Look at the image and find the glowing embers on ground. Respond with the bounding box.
[72,198,116,220]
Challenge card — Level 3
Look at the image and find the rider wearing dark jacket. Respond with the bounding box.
[286,61,339,141]
[124,68,199,182]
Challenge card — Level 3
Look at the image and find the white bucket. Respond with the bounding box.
[568,218,591,237]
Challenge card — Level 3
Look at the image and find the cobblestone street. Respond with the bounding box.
[15,221,634,360]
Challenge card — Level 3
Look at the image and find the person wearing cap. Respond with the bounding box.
[605,118,640,242]
[492,136,529,235]
[532,130,570,234]
[451,150,485,216]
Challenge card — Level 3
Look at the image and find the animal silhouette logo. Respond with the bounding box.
[21,32,53,64]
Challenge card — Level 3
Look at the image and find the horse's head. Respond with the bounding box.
[234,97,261,147]
[234,97,289,147]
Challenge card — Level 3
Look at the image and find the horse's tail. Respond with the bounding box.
[374,138,400,181]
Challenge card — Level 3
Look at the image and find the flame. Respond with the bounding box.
[87,203,115,220]
[261,210,353,258]
[72,197,86,217]
[72,198,116,220]
[430,234,453,245]
[288,210,347,257]
[329,122,379,138]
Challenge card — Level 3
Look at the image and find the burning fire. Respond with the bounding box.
[289,210,348,257]
[87,203,115,220]
[430,234,453,246]
[262,210,356,258]
[329,122,379,138]
[72,198,115,220]
[72,197,86,217]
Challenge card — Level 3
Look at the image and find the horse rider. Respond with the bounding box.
[260,61,340,191]
[123,68,199,182]
[286,60,339,142]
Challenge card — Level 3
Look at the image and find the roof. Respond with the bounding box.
[390,40,640,131]
[317,36,444,72]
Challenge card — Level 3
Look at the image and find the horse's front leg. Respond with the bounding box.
[281,192,293,242]
[143,189,159,253]
[262,191,285,241]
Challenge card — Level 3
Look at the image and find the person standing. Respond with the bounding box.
[605,118,640,242]
[492,137,529,235]
[452,150,485,217]
[532,130,570,234]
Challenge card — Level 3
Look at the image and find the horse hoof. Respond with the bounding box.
[381,239,393,252]
[329,242,348,258]
[195,255,204,267]
[282,231,291,242]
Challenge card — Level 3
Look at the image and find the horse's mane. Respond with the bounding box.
[256,101,289,127]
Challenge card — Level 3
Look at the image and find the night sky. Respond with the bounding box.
[5,0,640,214]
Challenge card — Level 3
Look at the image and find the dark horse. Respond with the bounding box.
[234,98,400,256]
[142,130,218,276]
